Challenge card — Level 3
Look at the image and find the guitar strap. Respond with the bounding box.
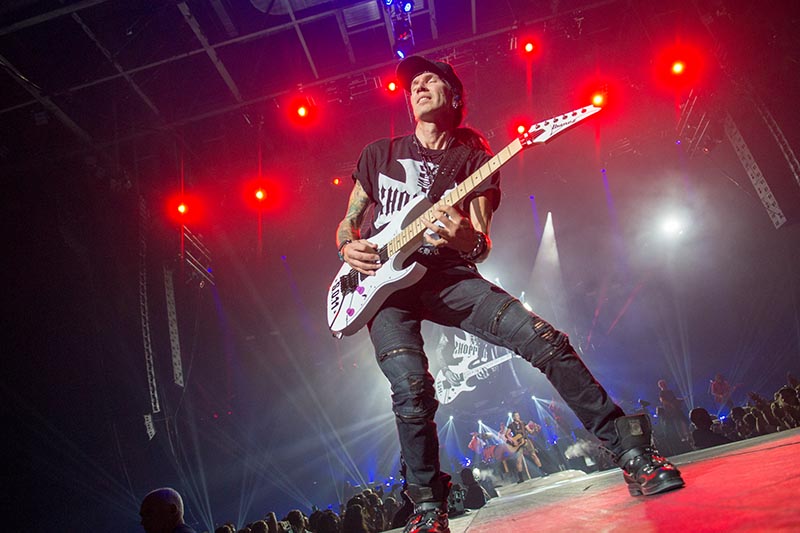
[426,143,473,204]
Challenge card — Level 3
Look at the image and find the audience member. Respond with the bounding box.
[315,510,341,533]
[689,408,732,449]
[459,468,489,510]
[341,503,370,533]
[364,491,385,532]
[249,521,268,533]
[139,487,196,533]
[382,496,399,527]
[264,512,278,533]
[286,509,307,533]
[773,387,800,429]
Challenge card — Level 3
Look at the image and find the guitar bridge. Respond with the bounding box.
[339,245,390,295]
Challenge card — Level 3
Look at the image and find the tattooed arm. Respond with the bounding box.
[336,181,381,276]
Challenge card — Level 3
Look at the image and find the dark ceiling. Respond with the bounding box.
[0,0,619,162]
[0,0,728,164]
[2,1,796,173]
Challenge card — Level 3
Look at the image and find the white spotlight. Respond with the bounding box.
[449,415,454,420]
[660,214,686,237]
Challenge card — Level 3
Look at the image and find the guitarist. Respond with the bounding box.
[505,412,530,483]
[335,55,683,533]
[709,373,738,412]
[433,330,496,404]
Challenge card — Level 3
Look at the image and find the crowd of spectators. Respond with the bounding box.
[146,479,488,533]
[143,373,800,533]
[651,372,800,455]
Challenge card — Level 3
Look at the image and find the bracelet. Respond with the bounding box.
[460,231,488,262]
[337,239,352,261]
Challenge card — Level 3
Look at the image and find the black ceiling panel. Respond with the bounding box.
[217,30,317,100]
[130,52,236,122]
[300,13,351,78]
[0,19,115,94]
[79,1,197,69]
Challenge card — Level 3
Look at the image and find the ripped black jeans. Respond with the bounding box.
[368,264,624,499]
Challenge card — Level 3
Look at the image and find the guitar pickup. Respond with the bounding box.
[378,245,389,264]
[340,271,360,294]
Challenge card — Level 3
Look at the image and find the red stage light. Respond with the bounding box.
[654,42,705,92]
[387,80,398,92]
[592,93,605,107]
[243,178,287,213]
[509,117,533,138]
[168,194,203,225]
[517,34,543,59]
[332,177,342,186]
[288,95,317,124]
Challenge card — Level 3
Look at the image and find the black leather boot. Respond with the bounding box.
[614,414,685,496]
[403,480,451,533]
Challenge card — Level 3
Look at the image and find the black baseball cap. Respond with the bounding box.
[396,56,463,97]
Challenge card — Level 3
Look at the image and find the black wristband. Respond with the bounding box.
[460,231,487,262]
[337,239,352,261]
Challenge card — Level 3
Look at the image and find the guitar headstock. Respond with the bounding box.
[518,104,602,147]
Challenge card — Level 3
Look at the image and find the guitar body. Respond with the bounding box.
[327,195,434,337]
[434,368,477,404]
[506,433,526,454]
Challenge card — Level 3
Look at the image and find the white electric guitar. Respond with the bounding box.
[434,352,515,404]
[327,104,602,337]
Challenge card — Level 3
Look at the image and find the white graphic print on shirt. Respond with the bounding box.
[373,158,435,230]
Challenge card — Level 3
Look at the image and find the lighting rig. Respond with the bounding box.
[383,0,416,59]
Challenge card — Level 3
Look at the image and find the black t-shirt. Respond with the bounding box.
[509,420,526,438]
[352,133,500,267]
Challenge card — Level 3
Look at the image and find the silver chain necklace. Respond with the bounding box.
[412,134,453,191]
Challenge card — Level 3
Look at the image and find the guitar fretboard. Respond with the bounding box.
[386,138,524,256]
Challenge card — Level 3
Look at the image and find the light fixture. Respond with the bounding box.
[386,0,414,59]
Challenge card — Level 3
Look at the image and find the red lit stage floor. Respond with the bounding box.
[390,428,800,532]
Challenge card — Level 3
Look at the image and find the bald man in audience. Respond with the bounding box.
[139,487,197,533]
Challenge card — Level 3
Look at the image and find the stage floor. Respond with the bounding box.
[390,428,800,532]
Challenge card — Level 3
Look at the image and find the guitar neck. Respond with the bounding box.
[462,353,514,379]
[386,139,524,256]
[382,103,601,258]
